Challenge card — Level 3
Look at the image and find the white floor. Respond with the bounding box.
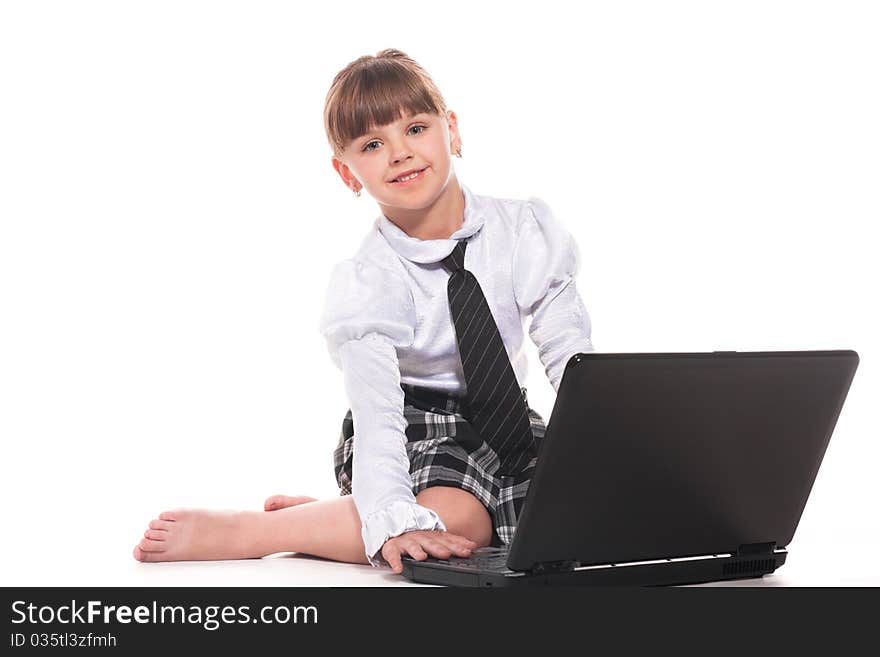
[5,521,877,588]
[120,554,878,588]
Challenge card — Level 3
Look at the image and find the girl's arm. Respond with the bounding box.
[320,259,448,567]
[527,280,595,392]
[513,198,596,392]
[338,333,448,566]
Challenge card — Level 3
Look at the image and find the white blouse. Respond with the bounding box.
[319,183,595,567]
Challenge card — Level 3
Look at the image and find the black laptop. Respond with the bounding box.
[401,350,859,587]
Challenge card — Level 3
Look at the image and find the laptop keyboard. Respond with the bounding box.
[426,546,511,571]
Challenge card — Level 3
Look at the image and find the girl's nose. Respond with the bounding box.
[390,143,413,164]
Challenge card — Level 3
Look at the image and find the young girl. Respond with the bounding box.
[132,48,594,575]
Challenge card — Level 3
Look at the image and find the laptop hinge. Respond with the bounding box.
[735,542,776,556]
[529,559,578,575]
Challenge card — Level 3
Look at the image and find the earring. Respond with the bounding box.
[455,146,462,158]
[350,184,361,198]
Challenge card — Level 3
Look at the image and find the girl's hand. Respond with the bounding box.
[381,530,478,574]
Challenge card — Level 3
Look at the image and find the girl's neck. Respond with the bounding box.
[380,177,465,241]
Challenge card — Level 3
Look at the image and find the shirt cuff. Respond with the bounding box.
[361,501,448,568]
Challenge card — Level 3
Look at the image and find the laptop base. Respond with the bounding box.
[401,549,787,587]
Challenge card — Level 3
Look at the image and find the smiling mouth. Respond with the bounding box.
[390,167,428,183]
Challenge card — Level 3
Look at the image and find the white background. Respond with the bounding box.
[1,1,877,586]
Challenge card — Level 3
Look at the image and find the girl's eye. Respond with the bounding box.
[362,125,427,152]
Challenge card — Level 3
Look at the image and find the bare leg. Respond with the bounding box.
[133,487,493,565]
[133,496,369,565]
[416,486,493,547]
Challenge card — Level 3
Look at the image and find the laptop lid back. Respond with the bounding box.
[507,350,859,572]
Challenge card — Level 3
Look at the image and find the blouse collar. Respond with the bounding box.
[376,183,486,264]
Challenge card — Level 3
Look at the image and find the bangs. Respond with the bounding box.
[326,60,445,154]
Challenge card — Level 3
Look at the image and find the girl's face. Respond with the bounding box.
[333,109,461,212]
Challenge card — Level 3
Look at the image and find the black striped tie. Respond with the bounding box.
[443,238,537,476]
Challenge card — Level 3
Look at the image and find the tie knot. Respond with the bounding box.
[442,239,468,273]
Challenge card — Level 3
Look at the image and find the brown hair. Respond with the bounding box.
[324,49,448,158]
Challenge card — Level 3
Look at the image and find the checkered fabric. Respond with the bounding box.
[333,383,546,547]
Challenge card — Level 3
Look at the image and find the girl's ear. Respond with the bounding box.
[446,110,462,150]
[332,157,360,191]
[332,157,352,182]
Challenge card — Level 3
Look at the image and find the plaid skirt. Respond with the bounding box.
[333,383,546,547]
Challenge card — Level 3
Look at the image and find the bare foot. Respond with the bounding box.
[132,509,267,563]
[263,494,318,511]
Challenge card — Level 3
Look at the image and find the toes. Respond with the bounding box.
[264,495,289,511]
[144,529,166,541]
[264,495,318,511]
[158,510,182,522]
[133,546,156,562]
[138,538,166,552]
[149,519,174,531]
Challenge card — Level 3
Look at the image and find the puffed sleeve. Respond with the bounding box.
[512,198,595,392]
[319,259,447,567]
[319,259,417,369]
